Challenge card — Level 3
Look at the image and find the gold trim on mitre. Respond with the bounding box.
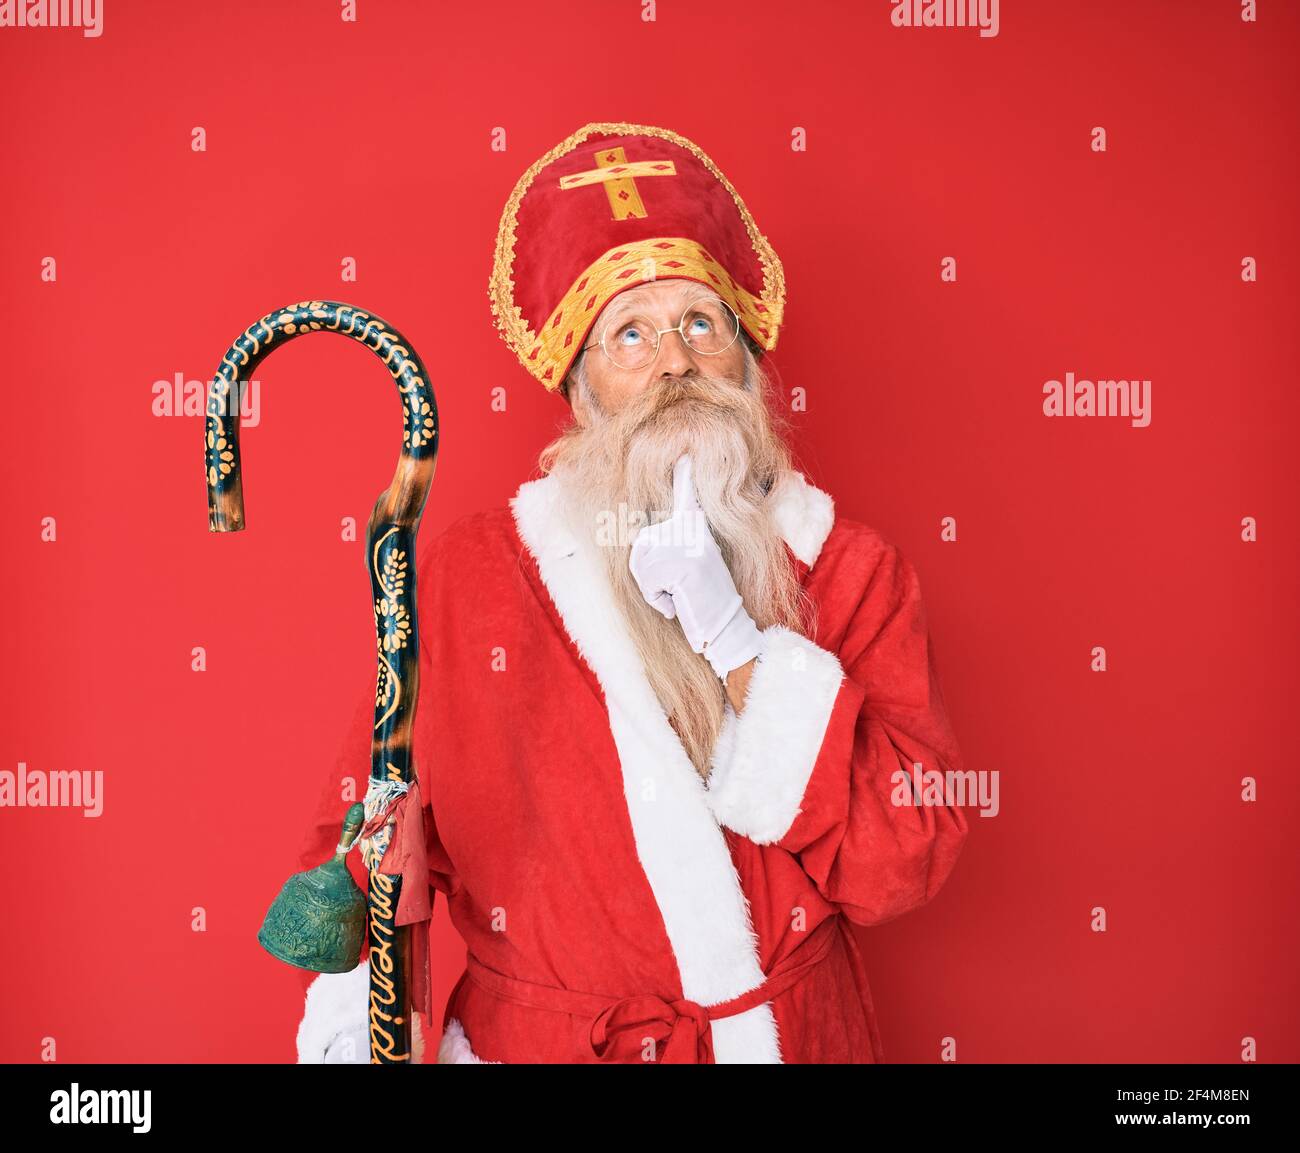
[488,122,786,391]
[526,238,781,387]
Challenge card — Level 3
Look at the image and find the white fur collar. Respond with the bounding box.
[768,470,836,568]
[504,466,835,1064]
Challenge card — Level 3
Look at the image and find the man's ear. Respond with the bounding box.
[565,380,590,427]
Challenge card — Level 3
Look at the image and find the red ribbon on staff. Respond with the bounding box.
[361,779,434,1024]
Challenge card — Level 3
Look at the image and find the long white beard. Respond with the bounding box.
[537,363,810,778]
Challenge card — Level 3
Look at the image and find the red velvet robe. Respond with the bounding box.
[296,469,968,1063]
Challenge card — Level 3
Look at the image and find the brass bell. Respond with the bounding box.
[258,802,367,973]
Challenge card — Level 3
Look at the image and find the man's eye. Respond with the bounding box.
[687,314,714,335]
[616,325,645,346]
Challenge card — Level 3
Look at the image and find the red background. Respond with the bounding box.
[1,0,1296,1063]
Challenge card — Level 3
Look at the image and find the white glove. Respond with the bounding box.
[629,454,764,681]
[296,961,427,1063]
[297,960,370,1063]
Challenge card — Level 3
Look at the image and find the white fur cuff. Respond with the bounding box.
[297,961,370,1064]
[437,1017,503,1063]
[704,625,845,844]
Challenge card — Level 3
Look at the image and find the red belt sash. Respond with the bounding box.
[459,913,840,1063]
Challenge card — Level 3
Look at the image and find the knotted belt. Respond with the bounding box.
[461,913,840,1063]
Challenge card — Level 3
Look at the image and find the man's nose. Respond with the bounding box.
[653,327,701,379]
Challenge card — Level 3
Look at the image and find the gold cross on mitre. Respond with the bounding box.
[558,146,677,220]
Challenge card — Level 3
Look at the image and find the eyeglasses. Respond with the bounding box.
[581,298,741,371]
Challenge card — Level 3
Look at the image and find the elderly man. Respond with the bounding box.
[294,123,968,1064]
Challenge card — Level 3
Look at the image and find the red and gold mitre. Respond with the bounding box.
[488,122,786,391]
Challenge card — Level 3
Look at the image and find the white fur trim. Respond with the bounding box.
[297,962,437,1064]
[297,961,370,1064]
[769,471,835,568]
[511,473,789,1063]
[705,625,845,845]
[437,1018,502,1064]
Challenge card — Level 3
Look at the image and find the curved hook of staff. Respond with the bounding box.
[204,299,438,534]
[204,300,439,1064]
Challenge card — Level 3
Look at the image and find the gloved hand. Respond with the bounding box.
[297,960,370,1063]
[629,454,764,681]
[297,960,425,1063]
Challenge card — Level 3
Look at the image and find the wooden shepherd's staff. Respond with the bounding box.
[204,300,438,1063]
